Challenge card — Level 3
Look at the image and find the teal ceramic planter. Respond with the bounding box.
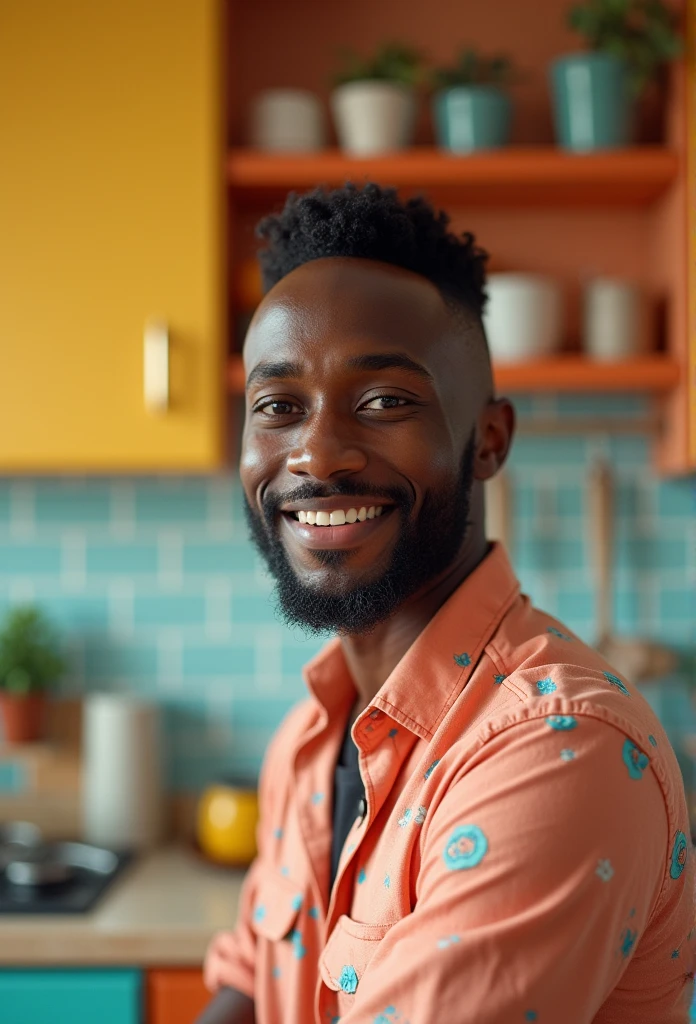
[433,86,511,153]
[550,52,634,151]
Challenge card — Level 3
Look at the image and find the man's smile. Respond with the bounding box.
[279,502,398,551]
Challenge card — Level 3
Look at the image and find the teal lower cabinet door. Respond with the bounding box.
[0,968,141,1024]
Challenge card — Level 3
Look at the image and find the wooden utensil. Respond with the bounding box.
[588,458,676,683]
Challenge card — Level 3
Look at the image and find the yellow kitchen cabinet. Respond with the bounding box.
[0,0,225,471]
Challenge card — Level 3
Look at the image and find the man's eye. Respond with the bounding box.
[254,399,302,417]
[361,395,410,411]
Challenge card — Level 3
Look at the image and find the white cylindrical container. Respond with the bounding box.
[331,81,416,155]
[483,274,564,362]
[82,694,163,850]
[583,278,646,360]
[249,89,326,152]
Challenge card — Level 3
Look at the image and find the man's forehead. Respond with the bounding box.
[246,257,451,357]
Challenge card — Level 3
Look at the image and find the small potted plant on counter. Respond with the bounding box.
[0,605,65,743]
[550,0,682,151]
[330,42,425,155]
[431,48,516,153]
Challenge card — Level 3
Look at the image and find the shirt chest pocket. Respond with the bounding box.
[320,914,394,1015]
[249,869,305,944]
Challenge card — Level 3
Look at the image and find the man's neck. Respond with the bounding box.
[340,532,490,717]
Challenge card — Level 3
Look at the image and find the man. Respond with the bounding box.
[201,183,694,1023]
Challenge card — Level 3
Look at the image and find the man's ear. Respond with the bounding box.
[474,398,516,482]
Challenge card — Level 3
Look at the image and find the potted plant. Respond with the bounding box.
[550,0,682,151]
[330,42,425,155]
[431,49,516,153]
[0,605,65,743]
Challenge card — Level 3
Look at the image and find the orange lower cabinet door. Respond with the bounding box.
[147,969,210,1024]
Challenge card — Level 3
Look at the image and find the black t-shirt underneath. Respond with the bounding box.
[330,713,365,890]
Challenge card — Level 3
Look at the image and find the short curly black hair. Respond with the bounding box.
[255,182,489,322]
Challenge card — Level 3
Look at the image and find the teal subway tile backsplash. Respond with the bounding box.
[0,395,693,791]
[0,543,62,575]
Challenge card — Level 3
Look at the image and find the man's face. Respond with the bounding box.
[240,257,489,635]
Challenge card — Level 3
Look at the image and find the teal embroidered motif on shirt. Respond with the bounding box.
[560,748,575,761]
[272,966,281,978]
[358,868,367,884]
[290,929,306,959]
[291,894,303,911]
[437,934,460,949]
[384,874,390,888]
[398,808,412,827]
[648,734,657,747]
[424,759,440,779]
[454,652,471,667]
[672,949,681,959]
[603,671,630,696]
[281,865,290,877]
[253,904,266,922]
[309,906,319,919]
[622,738,649,779]
[311,791,325,805]
[273,827,283,839]
[536,677,557,695]
[620,926,638,958]
[388,728,399,738]
[670,830,688,879]
[525,1013,538,1022]
[493,674,507,685]
[596,858,614,882]
[443,824,488,870]
[547,626,572,641]
[545,715,577,730]
[338,965,358,994]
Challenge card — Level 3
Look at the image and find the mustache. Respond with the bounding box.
[261,478,415,523]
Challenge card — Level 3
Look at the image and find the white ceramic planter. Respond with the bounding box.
[331,80,416,155]
[582,278,647,361]
[483,274,564,362]
[249,88,325,152]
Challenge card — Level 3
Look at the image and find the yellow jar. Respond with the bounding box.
[196,783,259,866]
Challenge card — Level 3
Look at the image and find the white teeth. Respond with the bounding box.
[295,505,386,525]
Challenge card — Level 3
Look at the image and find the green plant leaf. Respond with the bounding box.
[0,605,65,694]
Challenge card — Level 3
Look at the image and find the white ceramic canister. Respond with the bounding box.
[482,274,564,362]
[331,81,416,155]
[582,278,647,360]
[82,693,164,850]
[249,89,326,152]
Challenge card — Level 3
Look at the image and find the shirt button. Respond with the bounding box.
[357,797,367,822]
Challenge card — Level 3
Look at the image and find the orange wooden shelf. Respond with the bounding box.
[228,353,679,395]
[226,146,678,207]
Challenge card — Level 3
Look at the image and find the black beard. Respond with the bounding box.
[244,433,476,637]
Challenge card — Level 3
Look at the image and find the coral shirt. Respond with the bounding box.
[214,544,695,1023]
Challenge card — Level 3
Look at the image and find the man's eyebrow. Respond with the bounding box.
[246,360,303,389]
[346,352,435,384]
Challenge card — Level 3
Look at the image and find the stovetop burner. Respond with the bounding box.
[0,822,133,914]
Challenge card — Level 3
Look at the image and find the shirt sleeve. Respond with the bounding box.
[339,714,671,1024]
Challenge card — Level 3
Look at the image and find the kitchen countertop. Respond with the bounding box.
[0,845,245,966]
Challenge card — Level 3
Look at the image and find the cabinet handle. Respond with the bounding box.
[143,320,169,412]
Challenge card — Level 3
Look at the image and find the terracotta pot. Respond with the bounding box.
[0,692,47,743]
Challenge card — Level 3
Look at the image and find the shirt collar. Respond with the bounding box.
[303,543,520,738]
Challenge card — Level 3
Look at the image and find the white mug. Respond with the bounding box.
[583,279,647,361]
[483,274,564,362]
[249,89,325,152]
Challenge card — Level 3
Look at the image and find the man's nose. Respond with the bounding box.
[285,413,368,480]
